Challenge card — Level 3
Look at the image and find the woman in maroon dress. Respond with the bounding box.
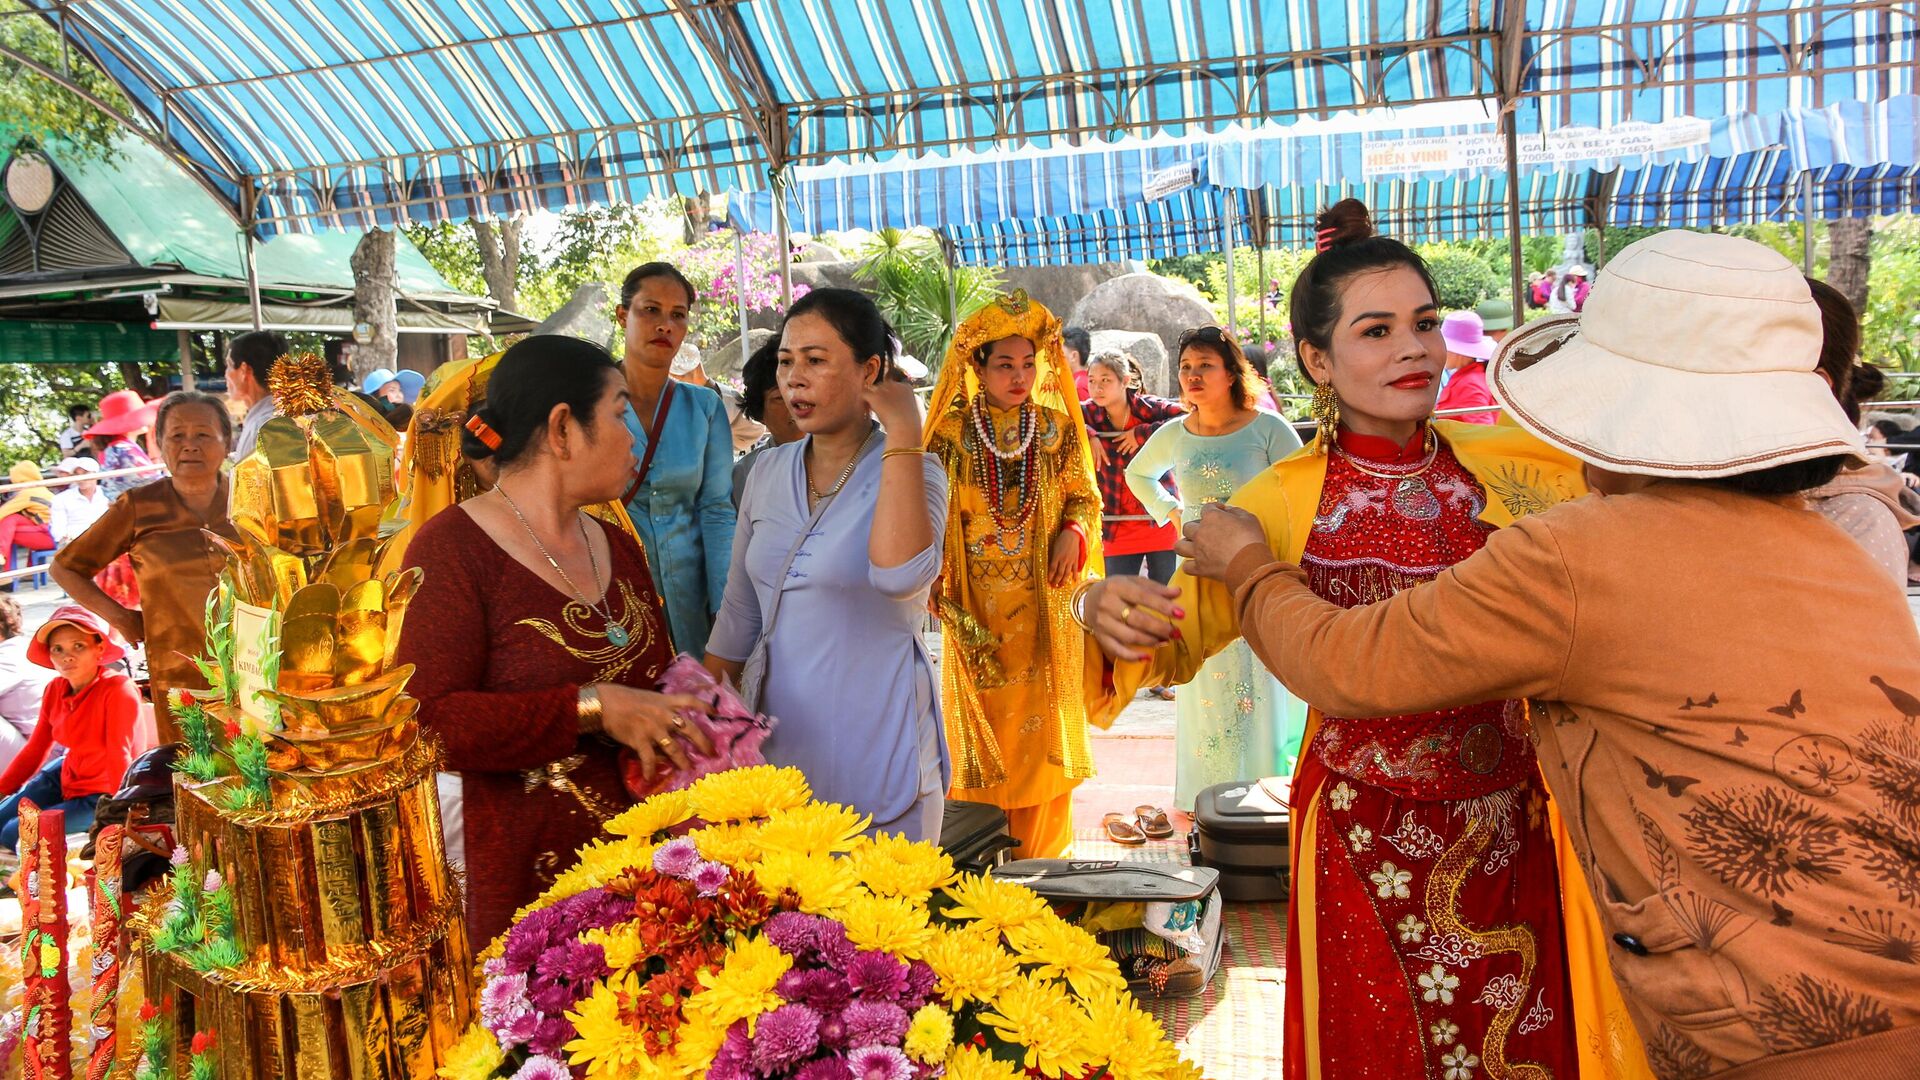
[398,336,713,945]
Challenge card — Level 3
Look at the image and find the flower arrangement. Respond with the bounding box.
[441,766,1200,1080]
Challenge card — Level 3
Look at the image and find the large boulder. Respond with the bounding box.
[1001,264,1128,326]
[707,328,777,381]
[1087,330,1173,398]
[1069,273,1215,361]
[534,282,615,347]
[794,240,845,265]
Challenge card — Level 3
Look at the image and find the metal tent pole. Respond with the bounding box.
[1801,173,1816,274]
[243,179,264,331]
[1222,199,1238,337]
[1499,2,1526,320]
[773,167,793,307]
[735,226,749,340]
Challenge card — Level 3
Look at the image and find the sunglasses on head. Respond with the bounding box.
[1179,325,1230,348]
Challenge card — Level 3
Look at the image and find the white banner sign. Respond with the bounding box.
[1361,119,1713,178]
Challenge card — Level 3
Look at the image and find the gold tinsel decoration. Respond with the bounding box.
[133,893,467,994]
[268,352,336,418]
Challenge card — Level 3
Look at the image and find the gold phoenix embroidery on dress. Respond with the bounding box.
[1425,814,1553,1080]
[515,579,659,683]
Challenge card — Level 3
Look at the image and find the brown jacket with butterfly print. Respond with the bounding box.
[1224,482,1920,1080]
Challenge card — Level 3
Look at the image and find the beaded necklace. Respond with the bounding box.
[968,393,1041,556]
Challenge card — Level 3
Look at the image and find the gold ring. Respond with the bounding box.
[1119,604,1133,623]
[670,715,687,729]
[655,736,674,752]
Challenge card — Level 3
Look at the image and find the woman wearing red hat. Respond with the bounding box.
[83,389,160,503]
[0,604,140,848]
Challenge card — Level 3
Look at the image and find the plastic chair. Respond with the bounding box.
[6,545,53,590]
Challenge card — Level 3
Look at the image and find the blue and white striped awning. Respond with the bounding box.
[12,2,1911,236]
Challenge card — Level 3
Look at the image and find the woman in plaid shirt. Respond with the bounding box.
[1081,351,1185,698]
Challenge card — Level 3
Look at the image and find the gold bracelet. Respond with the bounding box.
[882,447,929,460]
[1069,580,1098,631]
[576,685,605,734]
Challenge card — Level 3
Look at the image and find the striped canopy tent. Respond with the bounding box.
[0,1,1910,266]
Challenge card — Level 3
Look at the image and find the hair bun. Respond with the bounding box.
[460,404,503,459]
[1314,198,1376,250]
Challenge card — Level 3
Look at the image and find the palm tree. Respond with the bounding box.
[855,228,1003,372]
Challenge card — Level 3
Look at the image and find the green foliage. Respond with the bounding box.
[855,228,1003,370]
[186,882,243,972]
[1422,248,1504,310]
[215,733,270,811]
[171,696,220,783]
[1861,217,1920,371]
[135,1011,175,1080]
[0,2,129,156]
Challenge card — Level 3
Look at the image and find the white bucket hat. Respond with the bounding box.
[1490,231,1864,478]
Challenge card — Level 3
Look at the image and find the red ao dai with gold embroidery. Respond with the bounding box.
[1283,428,1575,1080]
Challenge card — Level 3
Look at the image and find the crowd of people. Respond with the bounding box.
[3,203,1919,1077]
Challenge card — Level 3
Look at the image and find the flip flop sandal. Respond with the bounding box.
[1151,686,1177,701]
[1135,805,1175,840]
[1102,812,1149,846]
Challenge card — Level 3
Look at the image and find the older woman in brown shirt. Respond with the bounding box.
[52,391,238,742]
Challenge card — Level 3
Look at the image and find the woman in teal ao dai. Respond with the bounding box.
[1125,328,1307,808]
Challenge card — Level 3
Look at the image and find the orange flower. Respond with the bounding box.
[191,1029,216,1055]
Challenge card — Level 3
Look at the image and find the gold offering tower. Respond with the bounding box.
[137,356,471,1077]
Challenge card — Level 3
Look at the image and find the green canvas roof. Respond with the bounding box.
[34,133,461,296]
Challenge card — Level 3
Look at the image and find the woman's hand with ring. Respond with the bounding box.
[1085,576,1182,663]
[596,684,717,780]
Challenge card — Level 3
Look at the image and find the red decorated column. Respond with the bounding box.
[84,824,125,1080]
[17,803,73,1080]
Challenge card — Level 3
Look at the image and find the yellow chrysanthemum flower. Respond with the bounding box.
[689,765,811,823]
[582,923,649,972]
[1006,915,1127,998]
[942,872,1051,932]
[923,923,1020,1005]
[756,801,871,857]
[686,935,791,1034]
[904,1003,955,1063]
[693,821,767,868]
[566,972,670,1080]
[942,1045,1026,1080]
[979,973,1097,1079]
[840,892,937,959]
[753,849,861,914]
[605,788,693,838]
[435,1023,504,1079]
[1080,987,1199,1080]
[848,833,956,899]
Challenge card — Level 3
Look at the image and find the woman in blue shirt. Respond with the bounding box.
[616,263,736,656]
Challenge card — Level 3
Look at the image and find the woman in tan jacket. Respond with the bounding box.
[1091,231,1920,1079]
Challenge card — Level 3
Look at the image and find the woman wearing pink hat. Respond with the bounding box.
[83,388,159,502]
[1435,309,1499,424]
[0,604,140,847]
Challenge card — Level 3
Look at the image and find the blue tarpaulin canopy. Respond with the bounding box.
[5,1,1910,242]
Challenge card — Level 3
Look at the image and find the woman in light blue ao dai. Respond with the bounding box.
[1126,328,1307,809]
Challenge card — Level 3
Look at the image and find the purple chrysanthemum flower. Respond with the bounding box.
[751,1003,822,1073]
[777,968,853,1012]
[841,1001,908,1047]
[525,1014,578,1058]
[794,1059,853,1080]
[498,1006,541,1048]
[537,940,610,986]
[652,836,701,878]
[765,911,829,957]
[847,1045,914,1080]
[816,1009,850,1051]
[845,952,909,1000]
[503,919,552,973]
[482,957,509,981]
[707,1022,754,1080]
[903,961,937,1005]
[528,978,580,1016]
[479,972,530,1031]
[815,920,857,966]
[510,1054,571,1080]
[692,860,731,896]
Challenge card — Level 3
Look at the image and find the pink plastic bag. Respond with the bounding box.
[618,654,776,799]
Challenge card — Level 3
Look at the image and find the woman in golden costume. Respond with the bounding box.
[924,292,1102,858]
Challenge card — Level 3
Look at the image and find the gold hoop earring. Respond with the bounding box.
[1310,381,1340,453]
